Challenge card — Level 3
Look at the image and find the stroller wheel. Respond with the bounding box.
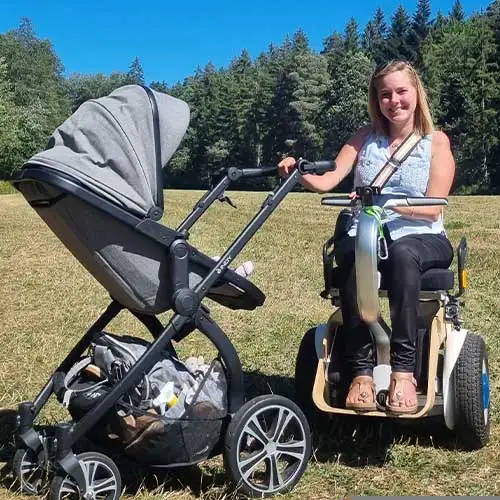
[12,447,49,495]
[224,394,311,497]
[49,451,121,500]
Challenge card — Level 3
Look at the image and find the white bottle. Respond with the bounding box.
[152,381,178,415]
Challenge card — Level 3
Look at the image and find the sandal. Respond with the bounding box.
[345,375,376,411]
[387,372,418,414]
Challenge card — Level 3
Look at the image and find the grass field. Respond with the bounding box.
[0,190,499,498]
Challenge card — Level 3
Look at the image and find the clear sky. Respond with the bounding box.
[0,0,491,86]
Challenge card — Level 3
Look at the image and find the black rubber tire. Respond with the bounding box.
[224,394,311,497]
[294,327,325,428]
[12,447,48,495]
[453,332,490,450]
[49,451,121,500]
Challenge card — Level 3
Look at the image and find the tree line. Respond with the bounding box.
[1,0,499,193]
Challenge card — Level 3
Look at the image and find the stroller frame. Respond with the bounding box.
[14,137,332,495]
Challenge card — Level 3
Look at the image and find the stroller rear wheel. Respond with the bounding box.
[223,394,311,497]
[49,451,121,500]
[12,447,49,495]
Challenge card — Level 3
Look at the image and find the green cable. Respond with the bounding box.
[363,206,384,238]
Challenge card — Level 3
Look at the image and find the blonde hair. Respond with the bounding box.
[368,60,434,137]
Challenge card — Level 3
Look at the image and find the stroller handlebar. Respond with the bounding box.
[226,159,336,181]
[297,159,336,175]
[228,166,278,180]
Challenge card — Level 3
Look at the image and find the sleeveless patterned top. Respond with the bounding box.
[349,132,445,240]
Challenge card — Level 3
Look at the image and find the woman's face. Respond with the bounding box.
[377,69,418,128]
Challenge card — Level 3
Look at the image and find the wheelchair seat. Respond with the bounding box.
[329,266,454,293]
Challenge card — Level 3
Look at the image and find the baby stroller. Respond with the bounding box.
[10,85,334,499]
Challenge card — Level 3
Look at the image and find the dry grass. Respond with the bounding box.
[0,190,499,498]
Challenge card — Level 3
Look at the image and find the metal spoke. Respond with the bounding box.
[86,461,97,489]
[243,416,270,445]
[93,476,118,495]
[276,440,307,460]
[20,462,39,473]
[266,455,284,491]
[272,408,294,442]
[60,479,79,495]
[240,449,268,481]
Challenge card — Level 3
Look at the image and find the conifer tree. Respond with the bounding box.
[385,5,415,62]
[127,57,145,85]
[450,0,466,22]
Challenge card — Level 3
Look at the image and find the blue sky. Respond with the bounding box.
[0,0,491,86]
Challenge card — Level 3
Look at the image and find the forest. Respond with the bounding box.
[1,0,499,193]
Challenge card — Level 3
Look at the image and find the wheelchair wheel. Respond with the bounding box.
[12,447,49,495]
[49,451,121,500]
[453,332,490,450]
[223,394,311,497]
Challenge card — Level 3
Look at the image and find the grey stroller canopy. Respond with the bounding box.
[17,85,264,315]
[28,85,190,217]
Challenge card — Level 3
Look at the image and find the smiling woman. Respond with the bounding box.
[278,59,456,414]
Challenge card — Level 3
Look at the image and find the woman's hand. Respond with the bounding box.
[278,156,296,177]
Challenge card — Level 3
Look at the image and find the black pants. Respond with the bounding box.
[335,232,453,376]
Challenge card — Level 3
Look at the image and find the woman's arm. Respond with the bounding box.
[394,130,456,221]
[278,127,372,194]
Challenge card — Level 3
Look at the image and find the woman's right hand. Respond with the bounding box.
[278,156,296,177]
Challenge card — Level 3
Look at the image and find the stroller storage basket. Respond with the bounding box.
[116,361,227,466]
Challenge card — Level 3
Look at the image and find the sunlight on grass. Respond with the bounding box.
[1,191,499,498]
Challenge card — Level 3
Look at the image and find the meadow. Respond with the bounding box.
[0,190,499,498]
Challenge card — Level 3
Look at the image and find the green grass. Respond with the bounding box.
[0,182,16,195]
[0,191,499,498]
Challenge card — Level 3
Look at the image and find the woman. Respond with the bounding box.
[279,60,455,414]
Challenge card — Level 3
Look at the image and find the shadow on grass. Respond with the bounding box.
[243,370,465,468]
[0,372,464,497]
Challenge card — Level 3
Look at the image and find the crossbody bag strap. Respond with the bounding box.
[370,132,423,189]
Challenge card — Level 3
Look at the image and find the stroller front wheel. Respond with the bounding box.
[223,394,311,497]
[12,446,49,495]
[49,451,121,500]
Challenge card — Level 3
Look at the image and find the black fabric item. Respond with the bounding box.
[333,232,453,375]
[56,378,112,420]
[333,209,354,244]
[330,265,454,291]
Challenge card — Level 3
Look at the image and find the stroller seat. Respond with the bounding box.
[16,172,265,314]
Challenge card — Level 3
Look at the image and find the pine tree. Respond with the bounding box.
[450,0,465,22]
[433,10,448,32]
[127,57,145,85]
[409,0,432,66]
[362,8,389,64]
[344,18,360,52]
[385,5,415,62]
